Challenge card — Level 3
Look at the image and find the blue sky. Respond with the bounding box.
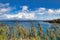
[0,0,60,20]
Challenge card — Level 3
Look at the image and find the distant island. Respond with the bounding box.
[43,19,60,23]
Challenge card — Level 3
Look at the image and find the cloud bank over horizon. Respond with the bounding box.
[0,3,60,20]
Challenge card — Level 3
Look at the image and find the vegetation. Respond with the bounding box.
[0,21,60,40]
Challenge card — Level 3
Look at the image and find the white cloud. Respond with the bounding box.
[47,9,55,14]
[2,12,35,20]
[38,8,46,11]
[0,3,15,14]
[35,8,46,15]
[0,3,9,8]
[0,4,60,20]
[0,8,10,13]
[55,9,60,13]
[22,6,28,11]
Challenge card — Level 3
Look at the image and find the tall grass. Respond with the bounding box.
[0,21,60,40]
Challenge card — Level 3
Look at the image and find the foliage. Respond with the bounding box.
[0,21,60,40]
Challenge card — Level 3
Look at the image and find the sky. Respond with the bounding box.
[0,0,60,20]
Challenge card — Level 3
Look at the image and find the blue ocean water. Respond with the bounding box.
[1,20,51,33]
